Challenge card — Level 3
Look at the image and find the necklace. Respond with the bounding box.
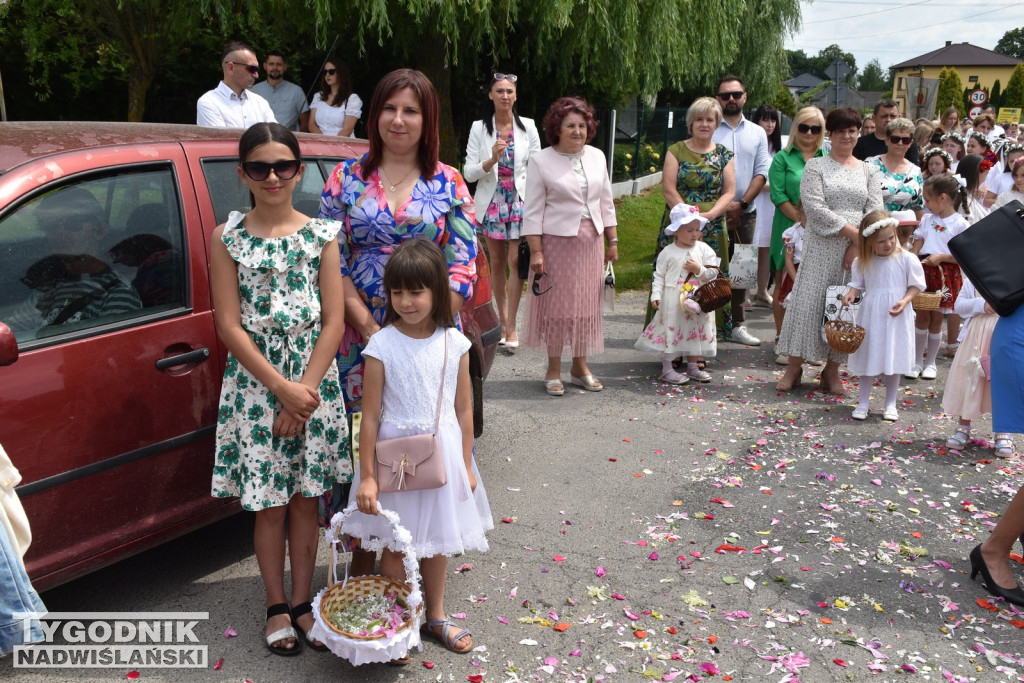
[557,148,584,172]
[380,165,416,192]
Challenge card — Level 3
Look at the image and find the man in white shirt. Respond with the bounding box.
[196,41,276,129]
[251,51,310,132]
[712,75,770,347]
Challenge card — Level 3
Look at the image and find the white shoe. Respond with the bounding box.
[904,365,922,379]
[852,407,869,421]
[729,326,761,346]
[921,365,937,380]
[775,354,789,365]
[754,293,773,307]
[883,406,899,421]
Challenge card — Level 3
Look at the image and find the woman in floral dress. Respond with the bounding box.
[317,69,477,529]
[867,117,924,218]
[648,97,735,336]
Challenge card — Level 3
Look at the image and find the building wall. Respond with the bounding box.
[893,64,1019,116]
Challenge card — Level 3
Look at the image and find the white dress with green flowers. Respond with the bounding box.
[211,211,349,511]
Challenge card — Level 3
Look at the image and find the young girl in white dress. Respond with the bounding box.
[351,238,492,661]
[942,276,1013,456]
[994,157,1024,209]
[842,211,925,421]
[635,203,719,384]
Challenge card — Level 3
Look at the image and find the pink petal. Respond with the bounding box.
[223,627,238,638]
[553,555,567,562]
[126,673,140,681]
[544,657,559,666]
[595,565,606,578]
[212,658,223,671]
[649,551,659,560]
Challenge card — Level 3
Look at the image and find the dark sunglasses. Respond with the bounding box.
[324,68,337,76]
[717,91,744,100]
[889,135,913,145]
[241,160,301,181]
[797,123,823,135]
[228,61,259,76]
[532,272,554,296]
[493,72,518,83]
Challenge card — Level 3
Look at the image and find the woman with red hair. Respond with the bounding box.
[522,96,618,396]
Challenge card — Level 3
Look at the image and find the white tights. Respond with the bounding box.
[858,374,902,412]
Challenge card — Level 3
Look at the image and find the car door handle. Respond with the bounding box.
[155,347,211,370]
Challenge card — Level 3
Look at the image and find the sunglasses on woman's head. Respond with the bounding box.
[241,160,300,181]
[324,68,337,76]
[493,72,518,83]
[797,123,822,135]
[889,135,912,145]
[532,272,554,296]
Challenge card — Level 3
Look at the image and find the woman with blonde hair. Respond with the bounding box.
[767,107,826,350]
[646,97,735,345]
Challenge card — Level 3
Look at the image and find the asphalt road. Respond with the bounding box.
[7,290,1024,682]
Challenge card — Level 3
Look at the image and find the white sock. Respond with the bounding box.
[883,374,901,410]
[926,332,942,365]
[661,356,675,374]
[688,362,699,372]
[915,329,928,366]
[858,376,874,412]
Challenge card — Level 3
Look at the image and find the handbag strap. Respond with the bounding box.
[431,330,449,435]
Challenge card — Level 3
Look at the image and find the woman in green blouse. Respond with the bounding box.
[768,107,826,339]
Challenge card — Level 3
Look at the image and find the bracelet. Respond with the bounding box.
[608,237,619,244]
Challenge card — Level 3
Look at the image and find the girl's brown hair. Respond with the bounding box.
[382,239,454,328]
[857,210,900,264]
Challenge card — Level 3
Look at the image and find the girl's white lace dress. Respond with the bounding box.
[344,325,493,558]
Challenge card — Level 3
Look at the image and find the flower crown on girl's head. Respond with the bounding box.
[863,217,897,238]
[968,130,991,148]
[923,148,953,166]
[941,132,966,146]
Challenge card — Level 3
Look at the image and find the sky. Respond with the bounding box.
[786,0,1024,75]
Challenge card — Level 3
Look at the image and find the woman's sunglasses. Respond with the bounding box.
[889,135,913,145]
[241,160,300,181]
[493,72,518,83]
[797,123,822,135]
[324,68,337,76]
[532,272,554,296]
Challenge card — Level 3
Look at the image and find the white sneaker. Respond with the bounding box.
[729,326,761,346]
[883,406,899,421]
[852,407,869,420]
[921,365,937,380]
[904,365,922,379]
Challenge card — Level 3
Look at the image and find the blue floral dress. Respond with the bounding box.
[480,128,523,240]
[211,212,348,511]
[867,156,924,213]
[318,156,478,407]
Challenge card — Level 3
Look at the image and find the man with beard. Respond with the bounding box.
[197,41,276,129]
[251,51,310,132]
[853,98,919,164]
[711,75,770,346]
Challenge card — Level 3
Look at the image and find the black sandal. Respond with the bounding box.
[291,601,328,652]
[265,603,301,656]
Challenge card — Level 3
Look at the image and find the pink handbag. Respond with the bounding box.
[375,331,448,492]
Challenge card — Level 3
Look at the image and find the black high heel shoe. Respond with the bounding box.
[969,544,1024,606]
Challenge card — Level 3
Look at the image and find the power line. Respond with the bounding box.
[796,5,1009,41]
[805,0,932,25]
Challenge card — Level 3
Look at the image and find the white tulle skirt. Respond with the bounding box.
[344,418,493,559]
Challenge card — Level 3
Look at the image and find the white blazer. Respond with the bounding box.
[464,116,542,212]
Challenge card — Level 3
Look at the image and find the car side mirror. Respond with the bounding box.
[0,322,18,366]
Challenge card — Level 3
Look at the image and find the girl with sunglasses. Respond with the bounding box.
[210,122,348,655]
[767,107,827,354]
[866,117,925,220]
[308,58,362,137]
[464,72,542,349]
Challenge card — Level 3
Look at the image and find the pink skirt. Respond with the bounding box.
[941,313,997,420]
[524,219,605,356]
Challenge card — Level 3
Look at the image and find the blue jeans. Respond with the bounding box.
[0,526,45,657]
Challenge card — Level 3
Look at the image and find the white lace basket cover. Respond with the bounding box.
[310,505,423,665]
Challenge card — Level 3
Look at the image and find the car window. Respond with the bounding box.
[202,157,330,225]
[0,166,187,345]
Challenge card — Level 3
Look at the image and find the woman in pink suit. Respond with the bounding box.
[522,97,618,396]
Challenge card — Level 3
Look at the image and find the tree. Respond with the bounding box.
[813,44,857,85]
[995,27,1024,61]
[991,79,1003,109]
[769,81,797,118]
[857,59,889,92]
[936,68,966,118]
[785,49,817,79]
[1005,64,1024,109]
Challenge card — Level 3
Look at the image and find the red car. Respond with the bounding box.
[0,122,499,590]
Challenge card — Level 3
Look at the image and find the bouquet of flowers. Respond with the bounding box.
[679,280,702,313]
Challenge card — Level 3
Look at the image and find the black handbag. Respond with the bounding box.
[517,240,531,280]
[948,200,1024,317]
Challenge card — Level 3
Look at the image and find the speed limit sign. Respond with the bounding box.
[970,89,988,105]
[968,105,983,120]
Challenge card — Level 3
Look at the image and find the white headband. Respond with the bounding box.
[863,217,897,238]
